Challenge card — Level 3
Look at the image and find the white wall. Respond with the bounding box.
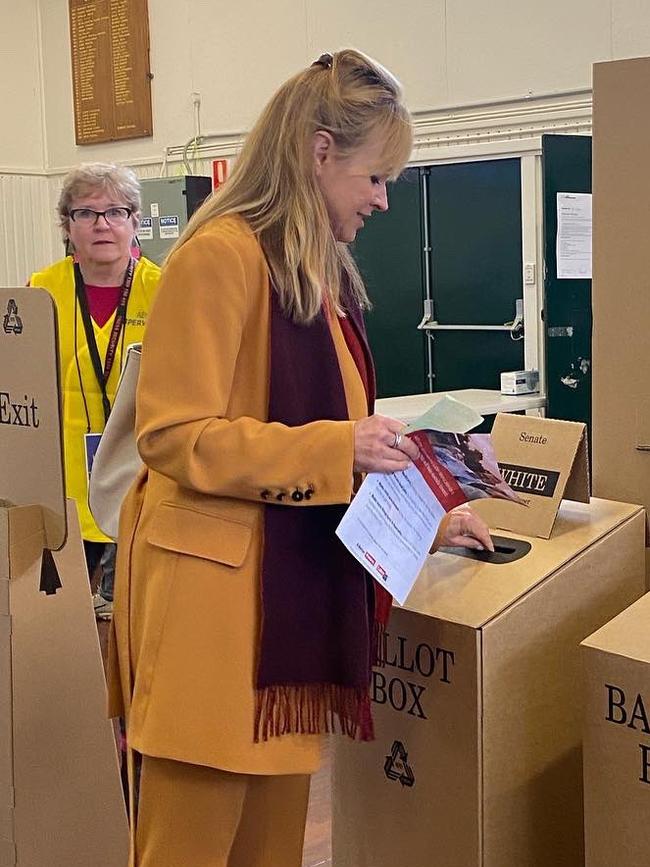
[0,1,45,171]
[0,0,52,281]
[35,0,650,172]
[613,0,650,56]
[2,0,650,284]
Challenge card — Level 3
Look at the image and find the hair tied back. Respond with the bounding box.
[311,52,333,70]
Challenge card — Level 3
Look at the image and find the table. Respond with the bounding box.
[375,388,546,425]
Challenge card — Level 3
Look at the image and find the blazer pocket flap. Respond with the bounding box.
[147,502,252,567]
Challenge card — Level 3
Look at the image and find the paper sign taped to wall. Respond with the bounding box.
[557,192,592,279]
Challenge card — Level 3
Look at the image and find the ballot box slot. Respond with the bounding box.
[439,534,532,564]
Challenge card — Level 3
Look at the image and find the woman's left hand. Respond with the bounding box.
[431,504,494,553]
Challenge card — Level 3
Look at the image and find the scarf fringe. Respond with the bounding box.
[255,683,375,743]
[372,586,392,668]
[372,619,387,668]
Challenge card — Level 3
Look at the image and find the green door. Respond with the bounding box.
[542,134,592,437]
[426,158,524,391]
[352,168,427,398]
[353,160,525,402]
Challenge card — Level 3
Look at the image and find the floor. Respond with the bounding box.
[96,619,333,867]
[302,741,333,867]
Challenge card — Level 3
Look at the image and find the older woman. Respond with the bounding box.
[109,50,490,866]
[30,163,160,616]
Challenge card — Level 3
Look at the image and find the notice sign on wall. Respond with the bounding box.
[69,0,153,145]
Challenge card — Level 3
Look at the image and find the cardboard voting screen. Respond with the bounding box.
[0,499,129,866]
[0,288,66,550]
[472,413,590,538]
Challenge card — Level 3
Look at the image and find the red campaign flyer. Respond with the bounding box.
[409,430,468,512]
[411,430,525,507]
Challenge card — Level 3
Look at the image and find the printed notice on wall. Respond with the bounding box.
[159,216,180,239]
[137,216,153,241]
[69,0,153,145]
[556,192,592,279]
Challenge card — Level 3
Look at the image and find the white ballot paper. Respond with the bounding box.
[336,398,523,605]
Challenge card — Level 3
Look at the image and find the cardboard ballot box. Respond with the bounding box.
[333,499,645,867]
[332,415,646,867]
[581,593,650,867]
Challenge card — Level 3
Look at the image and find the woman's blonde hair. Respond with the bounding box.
[172,49,413,323]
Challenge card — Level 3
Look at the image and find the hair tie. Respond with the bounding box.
[311,53,333,70]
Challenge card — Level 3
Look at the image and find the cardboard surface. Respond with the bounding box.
[0,288,66,550]
[471,413,589,539]
[334,615,481,867]
[332,499,646,867]
[481,515,643,866]
[582,593,650,867]
[583,591,650,664]
[405,497,634,629]
[592,58,650,516]
[0,500,128,867]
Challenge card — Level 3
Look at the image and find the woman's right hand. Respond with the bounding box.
[353,414,420,474]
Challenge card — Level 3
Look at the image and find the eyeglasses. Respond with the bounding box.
[68,207,133,226]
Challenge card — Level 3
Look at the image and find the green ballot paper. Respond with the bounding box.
[405,393,484,435]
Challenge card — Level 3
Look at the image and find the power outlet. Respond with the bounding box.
[524,263,536,284]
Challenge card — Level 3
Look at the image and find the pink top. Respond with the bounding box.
[84,285,121,327]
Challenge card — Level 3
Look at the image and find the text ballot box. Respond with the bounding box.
[332,414,646,867]
[582,592,650,867]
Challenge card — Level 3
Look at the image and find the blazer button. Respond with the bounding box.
[291,489,304,502]
[276,492,286,501]
[261,489,271,500]
[304,487,314,500]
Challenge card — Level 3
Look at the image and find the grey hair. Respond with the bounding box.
[57,162,142,234]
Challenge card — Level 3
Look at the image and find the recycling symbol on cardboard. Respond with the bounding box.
[3,299,23,335]
[384,740,415,787]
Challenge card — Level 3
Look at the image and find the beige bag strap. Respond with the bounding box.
[88,344,143,540]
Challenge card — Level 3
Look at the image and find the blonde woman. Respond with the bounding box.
[109,50,490,867]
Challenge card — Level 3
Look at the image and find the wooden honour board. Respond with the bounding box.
[69,0,153,145]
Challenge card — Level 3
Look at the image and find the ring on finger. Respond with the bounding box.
[392,431,403,449]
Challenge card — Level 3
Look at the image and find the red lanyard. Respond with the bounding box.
[74,259,135,423]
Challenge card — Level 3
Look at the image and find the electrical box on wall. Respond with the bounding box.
[138,176,212,264]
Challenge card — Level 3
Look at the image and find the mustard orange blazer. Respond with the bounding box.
[108,215,369,775]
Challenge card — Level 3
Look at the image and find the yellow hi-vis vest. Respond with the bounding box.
[30,255,161,542]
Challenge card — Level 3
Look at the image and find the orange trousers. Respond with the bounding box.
[134,755,311,867]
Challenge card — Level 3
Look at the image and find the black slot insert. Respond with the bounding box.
[439,534,531,564]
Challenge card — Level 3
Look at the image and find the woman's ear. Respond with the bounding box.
[312,130,335,174]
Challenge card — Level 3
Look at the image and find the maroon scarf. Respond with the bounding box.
[254,287,386,742]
